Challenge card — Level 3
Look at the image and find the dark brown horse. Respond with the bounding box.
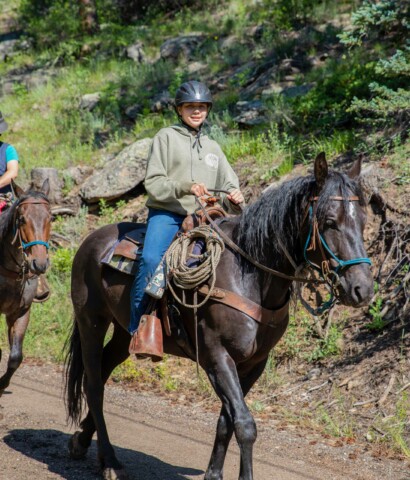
[65,154,373,480]
[0,180,51,395]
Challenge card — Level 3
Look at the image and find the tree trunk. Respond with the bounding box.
[79,0,99,34]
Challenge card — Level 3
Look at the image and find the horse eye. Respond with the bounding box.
[325,219,338,229]
[18,217,26,225]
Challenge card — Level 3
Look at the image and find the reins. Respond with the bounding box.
[194,197,321,284]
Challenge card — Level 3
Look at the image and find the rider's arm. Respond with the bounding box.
[0,159,18,189]
[216,152,243,214]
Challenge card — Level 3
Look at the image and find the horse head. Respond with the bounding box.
[12,179,51,275]
[305,152,373,307]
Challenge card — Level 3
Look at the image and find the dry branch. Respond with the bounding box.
[377,374,396,406]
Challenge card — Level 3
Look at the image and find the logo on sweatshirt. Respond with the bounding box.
[205,153,219,170]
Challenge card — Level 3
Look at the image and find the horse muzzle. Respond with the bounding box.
[337,266,373,307]
[29,257,50,274]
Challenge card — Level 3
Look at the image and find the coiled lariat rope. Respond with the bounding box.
[165,224,225,309]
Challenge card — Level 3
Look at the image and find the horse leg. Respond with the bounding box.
[205,360,267,480]
[0,311,30,396]
[70,323,130,459]
[73,317,130,478]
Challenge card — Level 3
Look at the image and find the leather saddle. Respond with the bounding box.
[106,198,227,267]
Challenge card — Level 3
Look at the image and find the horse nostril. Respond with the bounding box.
[354,285,363,303]
[31,259,47,274]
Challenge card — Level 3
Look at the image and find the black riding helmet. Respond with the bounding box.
[175,81,213,110]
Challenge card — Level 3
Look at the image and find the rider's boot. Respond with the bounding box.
[129,314,163,362]
[33,274,51,303]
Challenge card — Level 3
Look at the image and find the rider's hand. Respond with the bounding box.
[190,183,210,197]
[227,189,244,205]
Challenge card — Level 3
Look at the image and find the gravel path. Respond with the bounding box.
[0,361,409,480]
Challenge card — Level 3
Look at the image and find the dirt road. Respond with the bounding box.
[0,362,408,480]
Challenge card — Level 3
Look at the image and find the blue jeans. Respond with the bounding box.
[129,208,184,334]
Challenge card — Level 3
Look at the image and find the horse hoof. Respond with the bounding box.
[68,431,88,459]
[102,467,129,480]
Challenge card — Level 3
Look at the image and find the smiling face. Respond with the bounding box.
[177,102,209,129]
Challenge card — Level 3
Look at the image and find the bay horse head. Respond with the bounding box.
[304,152,373,307]
[12,180,51,275]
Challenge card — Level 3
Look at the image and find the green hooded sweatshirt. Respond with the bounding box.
[144,124,240,216]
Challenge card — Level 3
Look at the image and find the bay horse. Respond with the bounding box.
[65,154,373,480]
[0,180,51,396]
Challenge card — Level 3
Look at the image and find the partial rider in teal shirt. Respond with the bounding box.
[0,110,19,195]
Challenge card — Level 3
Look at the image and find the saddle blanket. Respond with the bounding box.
[101,225,146,276]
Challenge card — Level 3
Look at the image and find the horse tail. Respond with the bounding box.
[64,318,84,426]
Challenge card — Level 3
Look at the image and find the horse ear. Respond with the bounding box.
[347,158,362,179]
[12,180,25,198]
[41,179,50,197]
[314,152,328,188]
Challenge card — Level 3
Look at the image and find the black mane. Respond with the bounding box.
[0,190,48,240]
[235,170,365,268]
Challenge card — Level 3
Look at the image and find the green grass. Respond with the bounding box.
[1,59,133,171]
[0,270,73,362]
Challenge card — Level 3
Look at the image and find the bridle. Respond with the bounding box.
[4,196,51,280]
[301,195,372,313]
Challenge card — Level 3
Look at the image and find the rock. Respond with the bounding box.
[63,166,94,186]
[160,34,206,61]
[218,35,239,51]
[30,167,62,204]
[306,368,321,381]
[248,24,266,42]
[233,100,268,127]
[80,138,152,203]
[241,64,279,98]
[281,83,314,98]
[150,91,173,113]
[187,61,207,75]
[79,92,101,111]
[0,39,18,61]
[125,104,143,120]
[126,41,145,63]
[1,68,56,96]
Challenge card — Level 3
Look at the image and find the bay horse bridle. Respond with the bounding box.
[9,196,51,278]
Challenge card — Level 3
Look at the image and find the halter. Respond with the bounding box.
[302,196,372,314]
[13,198,51,251]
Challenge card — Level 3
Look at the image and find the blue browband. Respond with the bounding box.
[21,240,50,250]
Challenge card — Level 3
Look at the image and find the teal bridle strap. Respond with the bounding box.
[21,240,50,250]
[302,201,372,316]
[303,205,372,273]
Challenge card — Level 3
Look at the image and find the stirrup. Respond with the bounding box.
[33,274,51,303]
[129,315,163,362]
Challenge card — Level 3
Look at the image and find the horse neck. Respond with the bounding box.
[232,188,308,309]
[226,216,296,311]
[0,206,24,270]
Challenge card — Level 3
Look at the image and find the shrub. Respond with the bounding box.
[51,247,76,275]
[20,0,82,48]
[339,0,410,130]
